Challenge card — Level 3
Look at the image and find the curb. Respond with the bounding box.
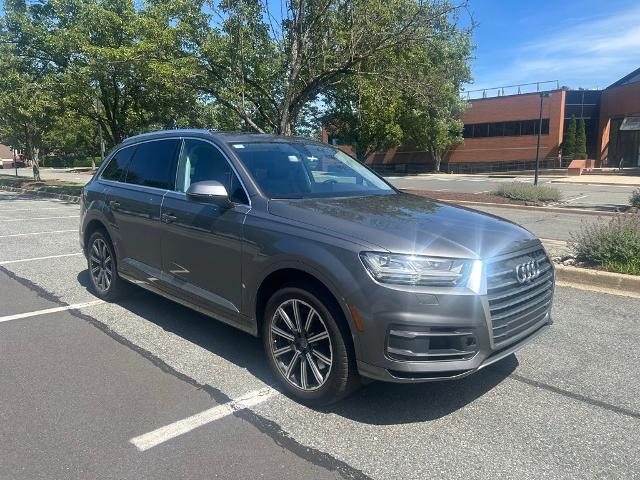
[442,199,621,216]
[0,185,80,203]
[554,264,640,298]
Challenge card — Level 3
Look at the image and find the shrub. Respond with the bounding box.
[41,156,101,168]
[569,215,640,275]
[630,189,640,208]
[491,183,561,203]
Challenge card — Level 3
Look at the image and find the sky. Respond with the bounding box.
[464,0,640,93]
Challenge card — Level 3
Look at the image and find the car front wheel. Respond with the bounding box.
[262,285,359,405]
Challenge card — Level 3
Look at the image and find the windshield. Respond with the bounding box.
[230,141,394,199]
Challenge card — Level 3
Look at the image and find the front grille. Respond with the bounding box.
[486,247,554,347]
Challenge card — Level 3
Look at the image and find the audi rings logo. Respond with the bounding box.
[515,258,540,284]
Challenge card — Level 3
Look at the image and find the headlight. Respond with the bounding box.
[359,252,470,287]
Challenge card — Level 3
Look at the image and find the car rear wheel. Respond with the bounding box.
[262,285,359,405]
[87,230,124,301]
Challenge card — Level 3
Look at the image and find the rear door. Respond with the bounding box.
[109,138,180,281]
[160,138,250,326]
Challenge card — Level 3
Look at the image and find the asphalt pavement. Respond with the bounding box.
[388,174,637,212]
[1,190,639,479]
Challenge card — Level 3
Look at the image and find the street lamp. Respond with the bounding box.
[534,92,551,185]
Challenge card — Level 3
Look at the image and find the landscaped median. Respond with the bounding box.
[0,177,84,202]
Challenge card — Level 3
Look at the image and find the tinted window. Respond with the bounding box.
[125,139,180,190]
[232,142,393,199]
[504,121,520,136]
[176,139,248,204]
[102,146,135,182]
[488,122,504,137]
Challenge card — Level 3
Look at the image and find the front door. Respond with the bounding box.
[160,138,250,326]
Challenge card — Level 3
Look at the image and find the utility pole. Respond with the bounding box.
[534,92,551,185]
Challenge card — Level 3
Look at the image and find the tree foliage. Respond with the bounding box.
[0,0,474,178]
[563,115,577,160]
[575,118,588,160]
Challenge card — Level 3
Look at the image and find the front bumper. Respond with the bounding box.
[349,244,554,383]
[357,317,550,383]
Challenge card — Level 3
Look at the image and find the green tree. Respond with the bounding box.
[563,115,577,160]
[323,9,471,169]
[575,118,588,159]
[2,0,201,149]
[157,0,472,136]
[0,7,58,180]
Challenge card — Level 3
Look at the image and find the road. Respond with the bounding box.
[388,174,636,212]
[1,190,639,479]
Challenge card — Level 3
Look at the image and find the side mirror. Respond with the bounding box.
[186,181,233,208]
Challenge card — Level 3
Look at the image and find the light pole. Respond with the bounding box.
[534,92,551,185]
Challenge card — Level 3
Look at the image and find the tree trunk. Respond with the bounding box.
[432,149,442,172]
[31,147,41,182]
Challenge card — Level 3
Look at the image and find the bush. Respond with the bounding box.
[41,156,101,168]
[630,189,640,208]
[491,183,562,203]
[569,215,640,275]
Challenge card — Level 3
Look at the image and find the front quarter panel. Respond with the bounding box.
[242,209,374,348]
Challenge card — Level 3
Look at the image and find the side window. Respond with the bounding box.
[125,139,180,190]
[101,146,135,182]
[176,139,248,204]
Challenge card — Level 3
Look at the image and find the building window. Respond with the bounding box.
[463,119,549,138]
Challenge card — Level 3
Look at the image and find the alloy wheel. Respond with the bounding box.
[89,238,113,293]
[269,299,333,391]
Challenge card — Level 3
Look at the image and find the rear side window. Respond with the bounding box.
[101,146,135,182]
[125,139,180,190]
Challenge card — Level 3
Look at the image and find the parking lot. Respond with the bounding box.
[1,190,639,479]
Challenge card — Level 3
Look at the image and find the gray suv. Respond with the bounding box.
[80,129,554,405]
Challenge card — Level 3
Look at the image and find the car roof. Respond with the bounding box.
[119,129,323,147]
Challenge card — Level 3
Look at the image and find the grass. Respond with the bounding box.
[569,215,640,276]
[490,183,562,204]
[0,176,84,196]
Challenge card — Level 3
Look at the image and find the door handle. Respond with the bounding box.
[161,212,177,223]
[109,200,120,210]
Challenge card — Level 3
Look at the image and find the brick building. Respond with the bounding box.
[325,67,640,173]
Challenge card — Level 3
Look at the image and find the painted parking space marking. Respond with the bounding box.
[0,300,104,324]
[130,387,279,451]
[0,229,77,239]
[0,252,83,265]
[0,215,79,222]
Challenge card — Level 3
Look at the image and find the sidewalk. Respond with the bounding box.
[551,175,640,186]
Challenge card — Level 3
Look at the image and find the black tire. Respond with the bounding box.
[262,283,360,406]
[87,230,125,302]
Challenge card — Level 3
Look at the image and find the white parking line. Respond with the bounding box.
[0,252,83,265]
[130,387,279,451]
[0,300,104,324]
[0,229,77,239]
[564,194,588,203]
[0,215,79,222]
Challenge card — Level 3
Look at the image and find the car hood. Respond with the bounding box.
[268,193,539,259]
